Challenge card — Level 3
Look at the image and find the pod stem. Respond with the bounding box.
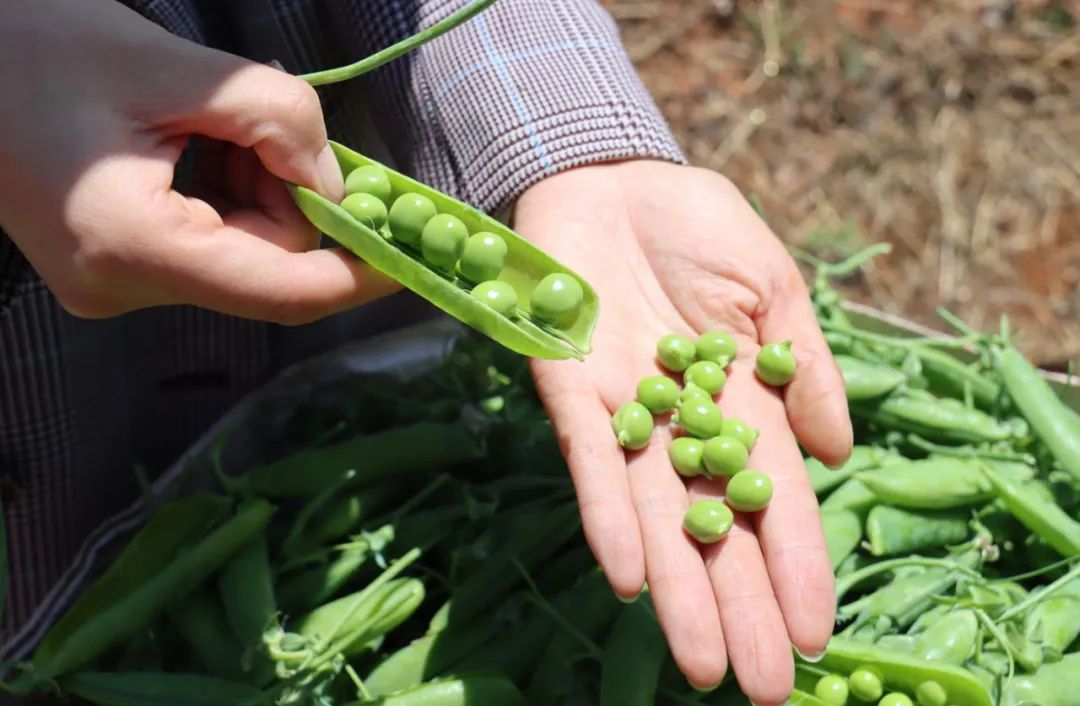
[299,0,499,86]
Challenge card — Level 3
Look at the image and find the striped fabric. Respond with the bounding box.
[0,0,685,638]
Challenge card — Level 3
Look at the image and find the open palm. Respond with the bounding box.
[514,160,853,704]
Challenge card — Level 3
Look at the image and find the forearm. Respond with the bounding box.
[331,0,686,213]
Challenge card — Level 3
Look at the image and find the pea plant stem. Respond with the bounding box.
[299,0,499,86]
[998,560,1080,623]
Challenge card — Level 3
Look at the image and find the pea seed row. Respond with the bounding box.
[340,164,584,328]
[813,666,949,706]
[611,331,799,544]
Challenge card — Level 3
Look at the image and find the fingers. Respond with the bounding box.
[687,478,793,705]
[627,438,729,690]
[157,56,344,201]
[530,361,646,599]
[717,363,837,658]
[758,267,853,467]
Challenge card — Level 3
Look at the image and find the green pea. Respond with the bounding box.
[611,402,653,450]
[656,334,696,373]
[683,500,734,543]
[471,280,518,317]
[678,384,712,405]
[341,192,388,231]
[756,341,797,386]
[702,436,748,477]
[530,273,584,328]
[914,681,947,706]
[696,331,737,366]
[669,437,705,477]
[458,232,508,283]
[725,470,772,512]
[879,694,914,706]
[420,214,469,272]
[684,361,727,394]
[636,375,680,414]
[344,165,392,203]
[815,674,850,706]
[848,668,884,702]
[673,399,724,439]
[721,418,759,452]
[388,192,438,248]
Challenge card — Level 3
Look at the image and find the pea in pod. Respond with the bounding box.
[864,506,970,556]
[289,144,598,360]
[853,457,995,510]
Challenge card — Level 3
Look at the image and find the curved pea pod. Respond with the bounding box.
[911,608,979,665]
[993,343,1080,483]
[836,354,907,400]
[821,510,862,569]
[60,671,266,706]
[854,390,1016,444]
[854,457,993,510]
[236,421,483,498]
[297,576,423,657]
[864,505,970,556]
[820,477,879,516]
[289,143,598,361]
[1001,652,1080,706]
[277,527,394,613]
[32,498,271,680]
[982,464,1080,557]
[1024,577,1080,657]
[600,597,668,706]
[341,673,528,706]
[839,568,955,632]
[806,445,887,495]
[217,534,276,650]
[803,637,993,706]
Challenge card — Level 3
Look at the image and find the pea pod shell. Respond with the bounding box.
[864,506,969,556]
[912,609,979,665]
[836,354,907,400]
[600,598,668,706]
[289,143,598,360]
[344,673,528,706]
[854,458,992,510]
[804,637,992,706]
[855,392,1014,444]
[60,671,265,706]
[1001,652,1080,706]
[821,510,862,569]
[820,478,879,515]
[806,445,885,495]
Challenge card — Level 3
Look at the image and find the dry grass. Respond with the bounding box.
[604,0,1080,368]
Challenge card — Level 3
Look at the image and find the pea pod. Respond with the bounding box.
[164,586,245,680]
[820,478,879,515]
[821,510,862,569]
[600,598,668,706]
[982,465,1080,557]
[804,637,992,706]
[277,526,395,612]
[60,671,265,706]
[836,354,907,400]
[854,390,1016,444]
[341,673,528,706]
[993,342,1080,482]
[217,535,276,649]
[1001,652,1080,706]
[911,609,979,665]
[865,506,970,556]
[854,457,995,510]
[289,143,598,360]
[32,495,259,680]
[1025,578,1080,657]
[236,422,483,498]
[806,445,887,495]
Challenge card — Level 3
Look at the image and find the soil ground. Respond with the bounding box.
[604,0,1079,369]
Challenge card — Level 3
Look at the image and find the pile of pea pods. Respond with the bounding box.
[5,246,1080,706]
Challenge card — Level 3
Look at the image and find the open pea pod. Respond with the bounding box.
[288,143,598,360]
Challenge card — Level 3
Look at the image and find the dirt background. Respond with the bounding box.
[602,0,1079,369]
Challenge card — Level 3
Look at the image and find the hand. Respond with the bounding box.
[516,160,852,703]
[0,0,399,323]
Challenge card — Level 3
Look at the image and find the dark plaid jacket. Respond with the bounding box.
[0,0,683,636]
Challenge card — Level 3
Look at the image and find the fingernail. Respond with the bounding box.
[266,59,286,71]
[795,646,826,663]
[690,681,720,693]
[315,144,345,201]
[616,590,640,604]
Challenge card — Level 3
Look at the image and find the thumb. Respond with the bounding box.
[157,54,344,201]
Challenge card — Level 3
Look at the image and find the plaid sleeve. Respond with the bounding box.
[327,0,687,214]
